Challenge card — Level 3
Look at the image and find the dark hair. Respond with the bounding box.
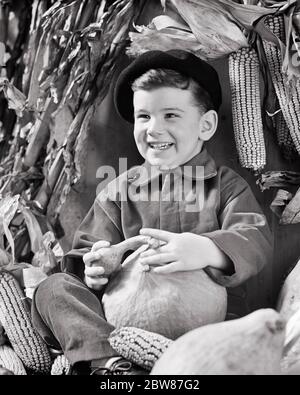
[131,68,214,113]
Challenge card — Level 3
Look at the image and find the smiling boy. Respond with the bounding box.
[31,50,272,375]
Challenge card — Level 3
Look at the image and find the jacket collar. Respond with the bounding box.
[128,147,217,187]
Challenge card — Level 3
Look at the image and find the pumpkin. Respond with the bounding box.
[151,309,285,375]
[102,248,227,340]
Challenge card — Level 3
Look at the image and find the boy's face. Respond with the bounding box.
[133,87,205,170]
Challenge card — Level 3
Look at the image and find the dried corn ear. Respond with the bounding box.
[263,15,300,155]
[0,272,51,374]
[51,355,71,376]
[0,345,27,375]
[274,111,297,161]
[229,47,266,172]
[109,327,173,371]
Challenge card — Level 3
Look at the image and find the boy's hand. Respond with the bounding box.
[139,229,206,274]
[139,228,232,275]
[83,240,111,291]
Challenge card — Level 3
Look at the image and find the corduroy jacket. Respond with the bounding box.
[62,147,272,300]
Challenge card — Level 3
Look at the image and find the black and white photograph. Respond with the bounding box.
[1,0,300,380]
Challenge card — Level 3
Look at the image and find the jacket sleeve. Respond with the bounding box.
[203,168,273,288]
[61,189,124,279]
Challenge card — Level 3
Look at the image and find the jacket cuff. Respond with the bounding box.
[60,248,89,280]
[202,231,261,288]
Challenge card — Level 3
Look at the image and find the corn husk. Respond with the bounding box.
[283,6,300,82]
[270,189,293,218]
[257,171,300,191]
[165,0,248,52]
[130,0,280,60]
[130,1,249,60]
[128,16,235,61]
[281,186,300,224]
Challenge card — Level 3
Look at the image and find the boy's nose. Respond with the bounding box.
[147,119,165,136]
[147,128,165,137]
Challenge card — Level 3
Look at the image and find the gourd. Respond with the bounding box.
[89,235,151,275]
[277,259,300,374]
[277,259,300,321]
[108,326,173,371]
[151,309,285,375]
[103,248,227,340]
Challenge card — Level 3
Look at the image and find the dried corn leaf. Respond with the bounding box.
[220,0,278,27]
[0,249,9,267]
[134,2,249,60]
[23,97,56,168]
[23,269,47,294]
[34,148,64,212]
[0,195,20,264]
[128,22,212,60]
[0,43,5,67]
[292,30,300,58]
[257,171,300,191]
[23,0,55,94]
[48,0,147,223]
[281,4,300,82]
[0,78,27,117]
[31,231,58,274]
[26,1,83,108]
[27,14,66,109]
[18,205,43,254]
[163,0,249,57]
[261,1,293,7]
[270,189,293,218]
[49,107,73,150]
[281,186,300,224]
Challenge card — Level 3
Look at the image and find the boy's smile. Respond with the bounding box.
[133,87,205,170]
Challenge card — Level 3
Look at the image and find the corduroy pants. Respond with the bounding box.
[31,273,118,364]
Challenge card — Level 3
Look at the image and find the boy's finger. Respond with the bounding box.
[84,266,105,277]
[147,238,167,250]
[140,228,173,242]
[91,240,111,252]
[84,250,106,265]
[140,249,156,258]
[83,251,98,265]
[88,277,108,286]
[85,277,109,290]
[153,261,182,274]
[140,245,169,258]
[140,253,175,266]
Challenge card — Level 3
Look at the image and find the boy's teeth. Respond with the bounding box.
[150,143,173,150]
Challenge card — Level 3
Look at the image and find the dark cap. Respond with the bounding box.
[114,50,222,123]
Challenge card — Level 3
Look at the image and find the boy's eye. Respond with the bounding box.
[165,113,179,119]
[136,114,150,120]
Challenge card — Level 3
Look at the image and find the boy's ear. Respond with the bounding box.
[198,110,218,141]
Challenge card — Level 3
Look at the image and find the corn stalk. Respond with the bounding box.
[0,0,147,239]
